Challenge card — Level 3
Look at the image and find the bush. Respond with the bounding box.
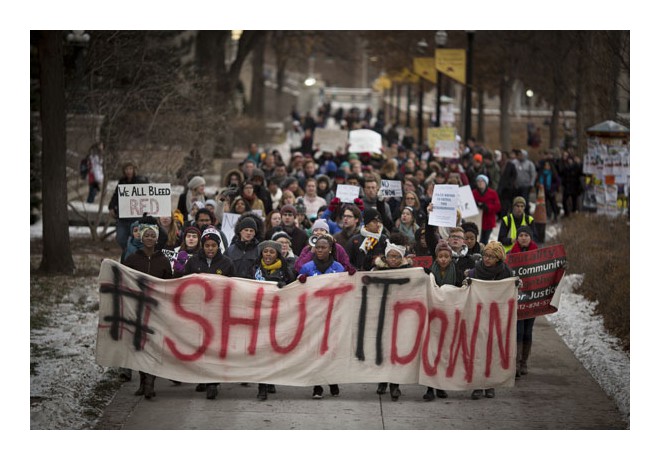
[551,213,629,351]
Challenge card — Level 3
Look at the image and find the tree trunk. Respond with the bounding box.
[499,76,513,153]
[248,32,266,119]
[476,89,485,144]
[38,31,75,274]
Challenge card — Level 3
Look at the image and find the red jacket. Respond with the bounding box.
[472,187,501,231]
[509,239,539,254]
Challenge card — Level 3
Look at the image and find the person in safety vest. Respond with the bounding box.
[497,196,536,253]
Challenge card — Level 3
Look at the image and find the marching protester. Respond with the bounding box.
[347,208,390,271]
[108,160,149,252]
[498,196,536,253]
[177,175,207,219]
[172,226,201,277]
[464,241,514,400]
[264,204,308,255]
[472,174,501,245]
[122,215,173,399]
[225,215,262,279]
[183,226,235,400]
[294,218,355,275]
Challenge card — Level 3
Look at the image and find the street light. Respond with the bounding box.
[416,39,428,146]
[435,31,448,127]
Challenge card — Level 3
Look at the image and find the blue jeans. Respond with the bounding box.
[516,317,536,343]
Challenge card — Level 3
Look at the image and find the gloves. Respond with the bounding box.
[298,274,307,284]
[347,266,357,276]
[173,251,189,273]
[481,203,489,213]
[329,197,341,212]
[353,197,364,211]
[277,281,286,289]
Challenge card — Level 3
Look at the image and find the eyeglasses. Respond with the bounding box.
[483,253,498,259]
[449,235,464,240]
[343,214,356,219]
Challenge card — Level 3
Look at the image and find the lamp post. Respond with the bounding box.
[435,31,448,127]
[464,30,475,141]
[416,38,429,146]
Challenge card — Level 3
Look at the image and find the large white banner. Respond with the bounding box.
[96,260,517,389]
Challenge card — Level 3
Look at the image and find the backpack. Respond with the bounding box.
[79,156,89,179]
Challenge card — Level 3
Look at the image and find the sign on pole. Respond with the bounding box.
[118,183,172,218]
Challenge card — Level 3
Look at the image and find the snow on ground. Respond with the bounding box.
[29,223,630,429]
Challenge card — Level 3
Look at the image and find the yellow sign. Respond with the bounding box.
[373,75,392,91]
[436,49,466,85]
[413,57,437,84]
[427,127,456,145]
[392,68,419,84]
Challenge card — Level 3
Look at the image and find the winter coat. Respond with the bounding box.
[466,260,514,281]
[347,227,390,271]
[498,213,536,252]
[509,239,539,254]
[123,249,173,280]
[333,226,360,253]
[250,258,295,288]
[514,158,537,188]
[264,224,308,255]
[298,257,345,277]
[498,160,518,195]
[108,173,149,222]
[472,187,501,231]
[294,242,354,274]
[183,249,235,277]
[225,237,260,279]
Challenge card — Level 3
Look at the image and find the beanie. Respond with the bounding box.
[434,240,452,256]
[513,196,526,207]
[201,226,221,245]
[238,217,258,232]
[188,175,206,190]
[258,240,282,256]
[476,174,489,187]
[362,208,382,224]
[311,219,330,233]
[183,226,201,238]
[280,204,297,215]
[517,225,533,237]
[473,153,483,163]
[484,241,506,262]
[271,230,292,243]
[385,241,406,259]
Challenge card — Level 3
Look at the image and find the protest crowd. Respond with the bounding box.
[109,103,580,404]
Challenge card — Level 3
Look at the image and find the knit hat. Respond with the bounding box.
[294,201,306,215]
[258,240,282,256]
[311,218,330,233]
[513,196,526,207]
[188,175,206,190]
[476,174,489,187]
[362,208,382,224]
[238,217,258,232]
[201,226,221,245]
[280,204,297,215]
[517,225,533,237]
[434,240,452,256]
[271,230,292,242]
[385,241,406,259]
[205,199,217,210]
[183,226,201,238]
[139,223,159,239]
[483,241,506,262]
[473,153,483,163]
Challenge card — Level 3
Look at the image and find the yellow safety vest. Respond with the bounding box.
[502,214,534,253]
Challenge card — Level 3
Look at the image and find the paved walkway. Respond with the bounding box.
[95,316,627,430]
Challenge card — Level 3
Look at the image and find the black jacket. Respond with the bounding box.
[183,249,235,277]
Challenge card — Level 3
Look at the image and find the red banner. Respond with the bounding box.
[506,244,567,320]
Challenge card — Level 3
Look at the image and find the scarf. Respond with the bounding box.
[430,260,457,287]
[313,254,335,274]
[260,258,282,274]
[473,260,506,280]
[359,225,382,254]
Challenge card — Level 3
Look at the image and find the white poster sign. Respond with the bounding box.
[118,183,172,218]
[429,184,459,227]
[222,212,240,243]
[314,128,348,154]
[348,129,382,153]
[457,185,479,218]
[336,184,361,203]
[380,180,402,198]
[96,260,517,389]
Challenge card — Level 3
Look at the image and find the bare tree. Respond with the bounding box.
[37,30,75,274]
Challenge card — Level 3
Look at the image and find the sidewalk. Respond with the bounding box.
[95,316,627,430]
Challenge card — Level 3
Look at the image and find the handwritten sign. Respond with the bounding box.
[380,180,402,198]
[118,183,172,218]
[336,184,361,203]
[96,260,518,389]
[314,128,348,154]
[429,184,459,227]
[428,127,459,159]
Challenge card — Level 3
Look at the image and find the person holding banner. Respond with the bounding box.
[423,239,465,401]
[122,216,173,399]
[226,215,262,280]
[465,241,514,400]
[172,226,201,277]
[297,234,345,399]
[372,235,414,401]
[507,226,538,378]
[251,240,296,401]
[472,174,502,245]
[183,226,235,400]
[347,208,390,271]
[293,219,355,275]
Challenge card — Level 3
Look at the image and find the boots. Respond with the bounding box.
[257,383,268,401]
[206,383,219,400]
[390,384,401,401]
[376,382,388,395]
[521,341,532,375]
[134,371,146,396]
[143,373,156,399]
[423,387,435,401]
[516,342,523,379]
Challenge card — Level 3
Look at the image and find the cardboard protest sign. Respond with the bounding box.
[96,261,518,389]
[428,127,459,159]
[314,128,348,154]
[118,183,172,218]
[506,244,567,320]
[458,185,479,218]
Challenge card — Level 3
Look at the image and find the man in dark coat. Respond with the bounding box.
[108,161,149,251]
